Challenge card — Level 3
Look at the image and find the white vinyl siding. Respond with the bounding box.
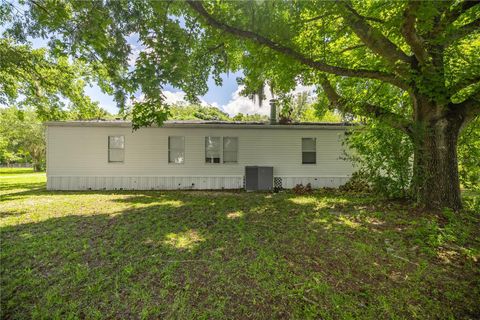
[46,126,353,181]
[302,138,316,164]
[168,136,185,164]
[108,136,124,162]
[223,137,238,163]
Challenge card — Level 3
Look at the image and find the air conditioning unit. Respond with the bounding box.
[245,166,273,191]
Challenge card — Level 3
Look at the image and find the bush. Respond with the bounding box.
[344,122,413,199]
[292,183,312,195]
[458,117,480,191]
[339,171,371,193]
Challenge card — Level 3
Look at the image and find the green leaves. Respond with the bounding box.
[344,121,414,199]
[0,39,107,121]
[130,99,169,130]
[458,117,480,191]
[1,0,479,131]
[0,107,45,170]
[167,104,230,121]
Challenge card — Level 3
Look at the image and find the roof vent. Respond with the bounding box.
[270,99,277,125]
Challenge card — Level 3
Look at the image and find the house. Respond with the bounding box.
[44,119,355,191]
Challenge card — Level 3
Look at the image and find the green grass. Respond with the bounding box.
[1,169,479,319]
[0,167,37,174]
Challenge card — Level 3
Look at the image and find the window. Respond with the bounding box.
[169,136,185,164]
[302,138,316,164]
[108,136,125,162]
[205,137,221,163]
[223,137,238,163]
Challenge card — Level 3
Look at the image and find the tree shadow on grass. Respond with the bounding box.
[0,181,45,192]
[0,208,29,219]
[0,169,37,175]
[1,190,479,319]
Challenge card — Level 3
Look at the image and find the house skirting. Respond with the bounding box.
[46,175,350,191]
[278,176,350,189]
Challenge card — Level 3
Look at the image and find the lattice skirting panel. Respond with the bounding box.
[274,177,283,190]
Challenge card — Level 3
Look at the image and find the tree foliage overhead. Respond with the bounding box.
[0,37,108,120]
[2,0,479,209]
[3,0,477,124]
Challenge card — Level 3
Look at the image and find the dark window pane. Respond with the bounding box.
[302,152,316,164]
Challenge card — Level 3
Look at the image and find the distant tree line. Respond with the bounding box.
[0,103,111,171]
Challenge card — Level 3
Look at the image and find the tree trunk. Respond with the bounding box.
[33,162,42,172]
[411,104,463,211]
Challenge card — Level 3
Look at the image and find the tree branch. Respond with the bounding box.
[442,0,480,26]
[450,74,480,94]
[29,0,49,15]
[187,1,409,91]
[289,13,332,25]
[319,77,412,133]
[401,1,429,65]
[337,1,413,69]
[447,18,480,44]
[452,93,480,124]
[293,12,385,26]
[338,44,365,54]
[363,16,386,24]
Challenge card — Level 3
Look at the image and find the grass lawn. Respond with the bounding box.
[1,169,479,319]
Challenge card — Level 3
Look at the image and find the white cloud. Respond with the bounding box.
[220,84,316,116]
[221,85,272,116]
[163,91,188,105]
[162,90,217,108]
[160,83,316,117]
[292,84,316,95]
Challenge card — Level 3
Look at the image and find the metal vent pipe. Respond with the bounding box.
[269,99,277,124]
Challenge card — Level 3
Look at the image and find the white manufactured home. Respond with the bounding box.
[44,120,354,191]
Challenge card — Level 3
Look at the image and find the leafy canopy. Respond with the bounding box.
[3,0,478,128]
[0,36,110,120]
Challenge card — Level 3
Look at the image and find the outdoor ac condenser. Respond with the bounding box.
[245,166,273,191]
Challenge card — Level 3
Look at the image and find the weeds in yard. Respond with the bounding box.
[1,169,479,319]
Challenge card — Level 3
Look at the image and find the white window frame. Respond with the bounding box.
[108,135,125,163]
[205,136,222,164]
[168,136,185,164]
[205,136,239,164]
[223,137,238,164]
[302,137,316,165]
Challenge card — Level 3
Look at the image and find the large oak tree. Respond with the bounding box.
[2,0,479,210]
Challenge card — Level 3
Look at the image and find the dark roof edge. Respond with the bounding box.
[44,120,358,130]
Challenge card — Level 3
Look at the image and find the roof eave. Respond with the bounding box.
[43,121,357,130]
